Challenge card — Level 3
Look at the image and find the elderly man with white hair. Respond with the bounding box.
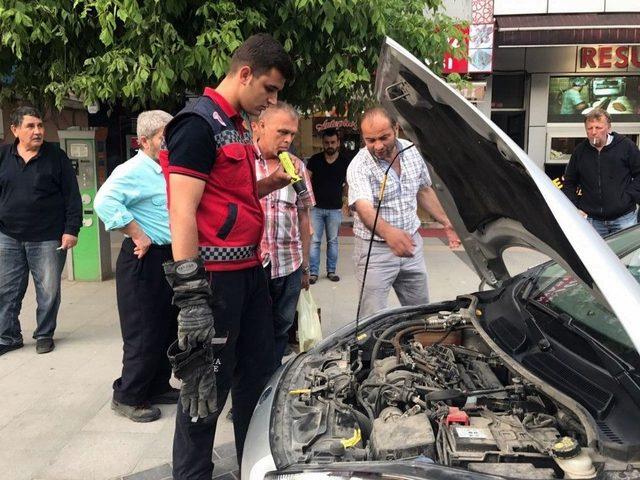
[95,110,178,422]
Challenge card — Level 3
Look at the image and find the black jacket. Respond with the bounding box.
[562,132,640,220]
[0,141,82,241]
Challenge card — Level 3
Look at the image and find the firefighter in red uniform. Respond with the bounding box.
[159,34,294,480]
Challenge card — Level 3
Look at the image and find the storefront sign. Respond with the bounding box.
[313,117,357,134]
[577,46,640,72]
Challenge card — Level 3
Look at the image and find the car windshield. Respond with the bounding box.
[530,226,640,367]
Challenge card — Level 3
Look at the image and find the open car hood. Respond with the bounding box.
[376,37,640,352]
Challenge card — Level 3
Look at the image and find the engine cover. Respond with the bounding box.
[369,412,436,460]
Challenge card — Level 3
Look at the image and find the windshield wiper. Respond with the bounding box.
[551,311,633,374]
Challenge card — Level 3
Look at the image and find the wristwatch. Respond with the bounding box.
[301,265,310,274]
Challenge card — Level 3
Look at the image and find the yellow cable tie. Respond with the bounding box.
[340,428,362,448]
[288,388,311,395]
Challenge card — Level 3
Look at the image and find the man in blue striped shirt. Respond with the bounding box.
[95,110,178,423]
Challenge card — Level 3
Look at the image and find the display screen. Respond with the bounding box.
[548,76,640,123]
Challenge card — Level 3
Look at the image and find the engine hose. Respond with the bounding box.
[371,319,435,361]
[392,325,445,361]
[356,384,377,423]
[334,398,373,441]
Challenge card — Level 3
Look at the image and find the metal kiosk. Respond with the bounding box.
[57,129,111,281]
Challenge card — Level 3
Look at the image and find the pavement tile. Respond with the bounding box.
[212,455,238,477]
[38,431,157,480]
[213,441,236,460]
[0,449,52,480]
[130,458,173,477]
[212,473,236,480]
[138,407,178,459]
[122,462,172,480]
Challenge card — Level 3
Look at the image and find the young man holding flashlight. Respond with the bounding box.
[563,108,640,236]
[160,34,294,480]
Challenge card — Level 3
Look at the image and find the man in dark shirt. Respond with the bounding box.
[159,34,294,480]
[306,128,350,283]
[0,106,82,356]
[563,108,640,236]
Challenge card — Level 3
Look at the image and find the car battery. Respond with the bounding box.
[450,422,498,453]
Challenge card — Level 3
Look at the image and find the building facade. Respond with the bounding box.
[443,0,640,180]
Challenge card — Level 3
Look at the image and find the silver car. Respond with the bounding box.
[242,38,640,480]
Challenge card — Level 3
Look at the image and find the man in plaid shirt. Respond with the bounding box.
[254,102,315,364]
[347,107,460,317]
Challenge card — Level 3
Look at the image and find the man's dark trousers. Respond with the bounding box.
[113,238,178,405]
[268,265,302,366]
[172,265,275,480]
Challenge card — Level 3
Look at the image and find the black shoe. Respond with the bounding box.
[149,388,180,405]
[0,342,23,356]
[36,338,54,354]
[327,272,340,282]
[111,399,161,422]
[309,275,318,285]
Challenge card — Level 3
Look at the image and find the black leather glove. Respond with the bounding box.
[164,257,215,350]
[168,340,224,418]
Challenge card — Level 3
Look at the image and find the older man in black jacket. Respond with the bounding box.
[0,106,82,356]
[563,108,640,236]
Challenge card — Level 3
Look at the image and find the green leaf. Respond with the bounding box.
[99,28,113,46]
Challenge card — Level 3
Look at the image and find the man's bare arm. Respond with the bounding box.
[298,207,311,289]
[417,187,451,227]
[169,174,206,260]
[120,219,151,258]
[417,187,460,248]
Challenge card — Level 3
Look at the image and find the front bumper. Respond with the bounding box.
[242,360,289,480]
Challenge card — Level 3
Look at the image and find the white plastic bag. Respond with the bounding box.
[296,289,322,352]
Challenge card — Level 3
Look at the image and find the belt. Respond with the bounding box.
[199,245,257,262]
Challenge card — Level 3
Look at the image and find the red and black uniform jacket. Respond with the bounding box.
[159,88,263,271]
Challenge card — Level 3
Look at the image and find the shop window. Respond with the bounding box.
[548,76,640,123]
[491,74,525,109]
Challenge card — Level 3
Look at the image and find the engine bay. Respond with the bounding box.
[270,302,639,479]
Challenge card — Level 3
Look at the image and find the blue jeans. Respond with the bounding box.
[310,207,342,276]
[268,266,302,366]
[0,231,66,346]
[588,209,637,237]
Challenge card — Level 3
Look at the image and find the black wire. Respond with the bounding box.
[355,142,415,340]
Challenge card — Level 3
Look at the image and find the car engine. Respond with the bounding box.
[273,307,604,479]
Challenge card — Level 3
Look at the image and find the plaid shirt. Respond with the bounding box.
[347,139,431,241]
[255,149,315,278]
